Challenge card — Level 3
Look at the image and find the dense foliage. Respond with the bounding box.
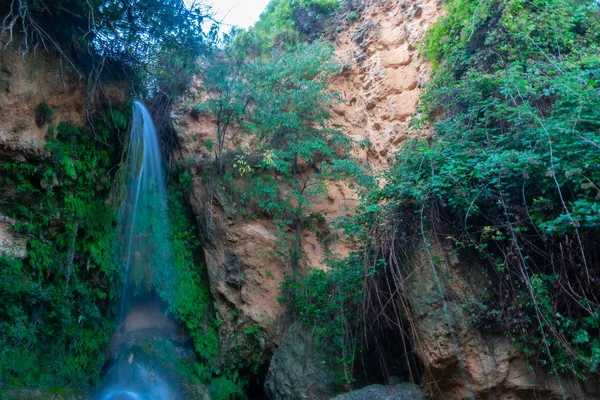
[407,0,600,376]
[192,8,362,275]
[234,0,341,55]
[0,114,127,387]
[0,0,207,73]
[283,0,600,388]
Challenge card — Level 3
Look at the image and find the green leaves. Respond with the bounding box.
[200,36,358,237]
[233,0,340,52]
[0,117,122,388]
[390,0,600,377]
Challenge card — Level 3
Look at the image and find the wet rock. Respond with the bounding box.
[107,300,191,360]
[331,383,426,400]
[186,177,284,366]
[264,323,338,400]
[407,241,588,399]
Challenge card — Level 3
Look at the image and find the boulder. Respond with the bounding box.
[331,383,426,400]
[264,323,338,400]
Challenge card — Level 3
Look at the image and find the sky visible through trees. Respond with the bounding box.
[202,0,271,28]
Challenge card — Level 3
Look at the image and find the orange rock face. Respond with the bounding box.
[0,42,126,158]
[0,45,87,157]
[174,0,444,373]
[329,0,442,171]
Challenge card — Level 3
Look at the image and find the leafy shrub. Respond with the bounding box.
[35,103,54,127]
[0,112,127,387]
[346,11,359,22]
[198,37,364,273]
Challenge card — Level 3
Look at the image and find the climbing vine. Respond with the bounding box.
[0,111,128,387]
[403,0,600,377]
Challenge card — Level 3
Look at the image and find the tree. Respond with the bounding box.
[194,41,251,174]
[0,0,210,98]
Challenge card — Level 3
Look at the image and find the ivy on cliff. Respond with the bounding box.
[401,0,600,376]
[0,112,127,387]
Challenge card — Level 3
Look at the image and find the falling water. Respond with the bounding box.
[97,101,176,400]
[118,101,170,317]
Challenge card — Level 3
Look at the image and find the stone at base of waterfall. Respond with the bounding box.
[331,383,426,400]
[263,323,338,400]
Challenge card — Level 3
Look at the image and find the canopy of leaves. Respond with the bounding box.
[233,0,341,56]
[0,0,209,96]
[193,36,362,262]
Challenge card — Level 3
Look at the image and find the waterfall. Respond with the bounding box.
[118,101,170,318]
[97,101,177,400]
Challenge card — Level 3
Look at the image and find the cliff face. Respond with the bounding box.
[175,0,441,381]
[0,46,86,158]
[176,1,596,399]
[175,122,287,359]
[0,44,125,261]
[408,242,592,399]
[0,46,86,259]
[329,0,440,169]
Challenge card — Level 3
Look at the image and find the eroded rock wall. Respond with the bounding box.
[0,45,85,259]
[330,0,441,170]
[187,177,286,359]
[0,46,86,157]
[0,43,126,260]
[408,242,590,399]
[175,1,596,398]
[175,0,443,364]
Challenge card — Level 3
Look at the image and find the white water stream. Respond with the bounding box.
[97,101,176,400]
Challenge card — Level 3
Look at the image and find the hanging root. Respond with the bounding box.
[1,0,81,80]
